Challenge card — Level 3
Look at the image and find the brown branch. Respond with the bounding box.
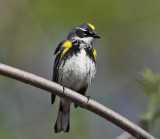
[0,63,156,139]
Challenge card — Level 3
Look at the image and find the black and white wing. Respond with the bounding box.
[51,41,65,104]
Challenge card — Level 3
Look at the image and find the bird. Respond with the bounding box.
[51,23,100,133]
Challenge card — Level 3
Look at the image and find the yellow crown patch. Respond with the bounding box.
[87,23,95,30]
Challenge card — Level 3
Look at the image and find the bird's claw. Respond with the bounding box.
[63,86,65,93]
[86,95,91,103]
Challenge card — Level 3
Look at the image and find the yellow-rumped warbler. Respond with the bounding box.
[51,23,100,133]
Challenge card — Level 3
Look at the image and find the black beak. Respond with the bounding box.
[92,34,101,38]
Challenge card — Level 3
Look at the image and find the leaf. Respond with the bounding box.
[137,69,160,123]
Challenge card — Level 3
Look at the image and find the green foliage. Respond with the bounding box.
[137,69,160,123]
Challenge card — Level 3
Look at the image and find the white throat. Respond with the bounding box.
[74,37,94,44]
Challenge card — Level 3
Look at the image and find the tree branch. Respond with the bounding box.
[0,63,156,139]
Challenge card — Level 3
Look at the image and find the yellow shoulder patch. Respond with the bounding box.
[62,41,72,48]
[59,41,72,61]
[93,48,97,60]
[87,23,95,30]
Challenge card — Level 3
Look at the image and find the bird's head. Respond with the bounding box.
[67,23,100,44]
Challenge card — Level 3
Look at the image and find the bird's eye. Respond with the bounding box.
[83,31,88,36]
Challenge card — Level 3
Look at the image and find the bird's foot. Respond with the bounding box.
[63,86,65,93]
[86,95,91,103]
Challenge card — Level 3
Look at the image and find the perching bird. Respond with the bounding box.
[52,23,100,133]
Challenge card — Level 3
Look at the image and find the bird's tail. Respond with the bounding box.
[54,99,70,133]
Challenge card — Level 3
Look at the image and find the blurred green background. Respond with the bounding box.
[0,0,160,138]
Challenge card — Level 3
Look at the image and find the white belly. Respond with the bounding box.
[58,49,96,91]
